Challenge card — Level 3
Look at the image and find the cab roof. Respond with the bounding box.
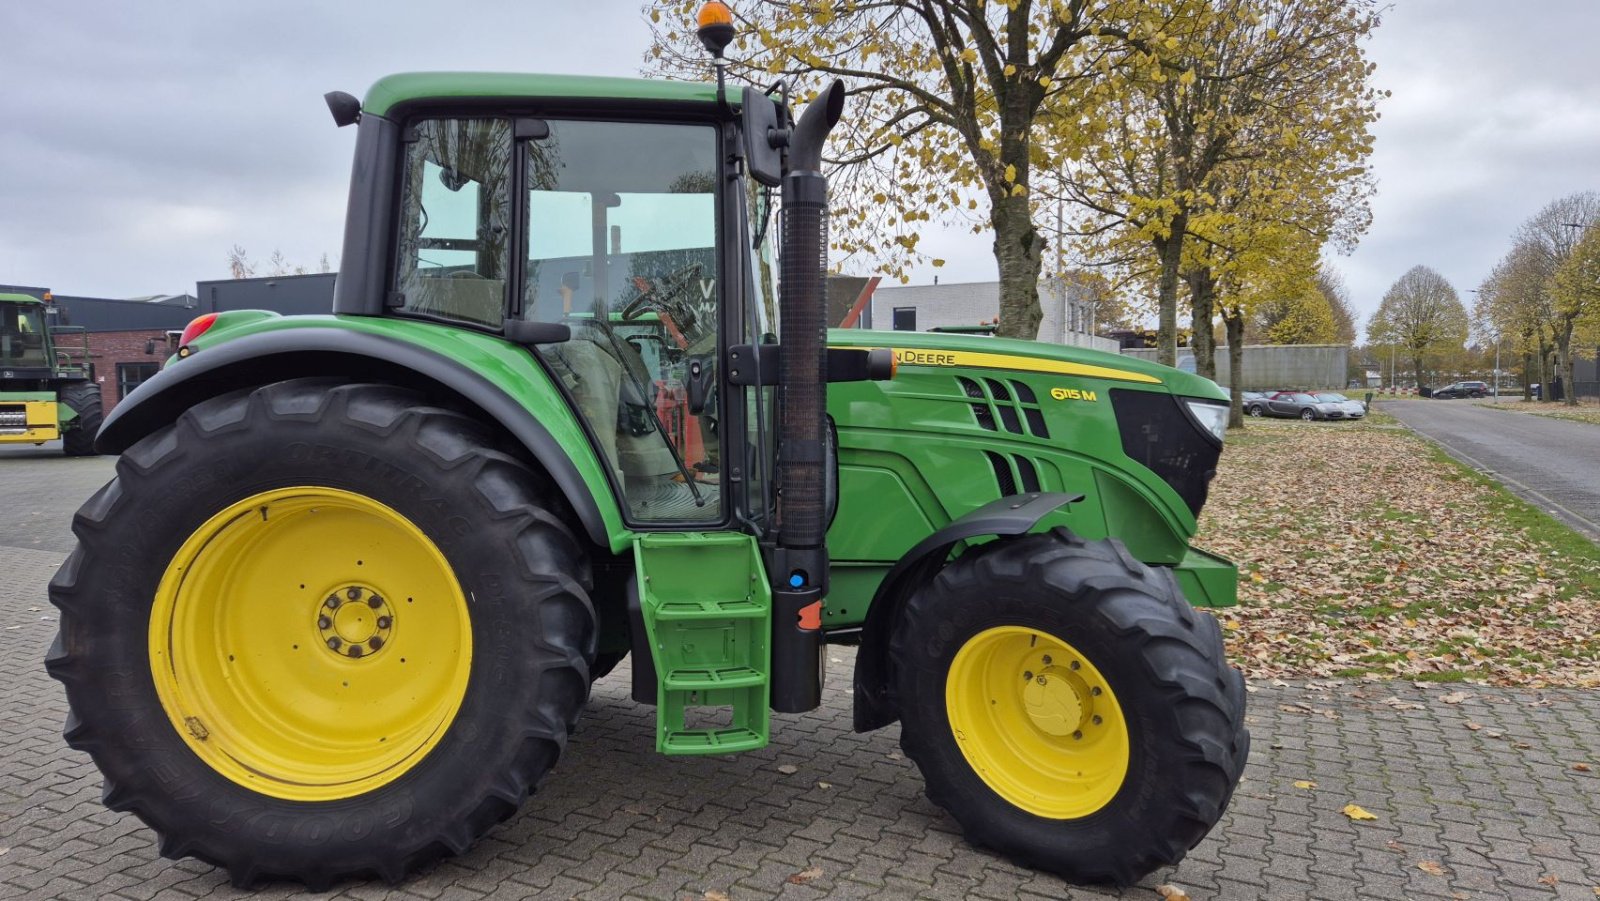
[0,292,44,305]
[362,72,725,118]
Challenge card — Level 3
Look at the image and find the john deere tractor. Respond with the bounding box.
[0,292,101,456]
[47,6,1246,889]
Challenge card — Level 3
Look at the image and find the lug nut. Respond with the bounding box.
[1042,655,1053,665]
[369,637,383,651]
[346,587,362,601]
[1037,675,1047,685]
[368,595,383,609]
[1070,660,1080,671]
[1022,671,1033,681]
[1072,730,1083,740]
[347,646,363,658]
[326,596,340,610]
[318,616,332,630]
[376,616,392,629]
[327,637,342,650]
[1091,686,1102,696]
[1092,715,1102,725]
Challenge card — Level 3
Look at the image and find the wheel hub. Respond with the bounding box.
[1021,667,1086,737]
[317,586,394,658]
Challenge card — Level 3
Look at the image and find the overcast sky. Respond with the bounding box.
[4,1,1597,337]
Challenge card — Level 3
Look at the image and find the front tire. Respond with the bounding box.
[1299,408,1315,421]
[58,381,102,457]
[891,530,1248,885]
[46,380,596,888]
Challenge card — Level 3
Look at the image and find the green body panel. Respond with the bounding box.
[1171,546,1239,609]
[362,72,723,118]
[633,532,771,754]
[179,312,633,551]
[822,328,1236,620]
[0,391,57,402]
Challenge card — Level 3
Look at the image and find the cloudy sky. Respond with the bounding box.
[4,1,1597,336]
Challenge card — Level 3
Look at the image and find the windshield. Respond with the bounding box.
[1291,393,1317,403]
[1316,393,1348,402]
[0,302,50,368]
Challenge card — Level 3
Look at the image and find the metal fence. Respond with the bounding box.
[1120,344,1349,390]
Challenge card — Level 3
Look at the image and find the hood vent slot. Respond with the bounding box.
[956,377,1049,438]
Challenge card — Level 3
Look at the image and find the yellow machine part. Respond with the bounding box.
[0,400,61,444]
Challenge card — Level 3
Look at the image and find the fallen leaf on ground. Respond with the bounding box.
[1440,692,1468,704]
[1155,885,1192,900]
[775,764,798,775]
[787,866,824,885]
[1386,840,1405,853]
[1341,803,1378,821]
[816,781,832,789]
[1418,861,1446,876]
[1465,722,1483,731]
[1574,763,1592,773]
[704,891,731,901]
[1293,780,1317,789]
[1539,874,1559,886]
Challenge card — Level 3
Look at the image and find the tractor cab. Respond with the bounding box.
[0,295,53,375]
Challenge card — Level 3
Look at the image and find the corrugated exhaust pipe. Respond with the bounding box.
[770,80,844,714]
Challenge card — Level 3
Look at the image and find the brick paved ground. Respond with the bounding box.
[3,461,1599,899]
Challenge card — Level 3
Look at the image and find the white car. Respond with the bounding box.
[1312,392,1365,419]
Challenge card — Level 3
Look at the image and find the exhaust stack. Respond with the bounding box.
[770,80,845,714]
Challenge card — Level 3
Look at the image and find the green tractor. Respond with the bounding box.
[0,292,102,456]
[47,8,1245,890]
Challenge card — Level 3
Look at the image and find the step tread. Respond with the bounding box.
[662,726,766,754]
[663,665,766,689]
[654,598,766,620]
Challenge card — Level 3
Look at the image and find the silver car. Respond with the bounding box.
[1312,392,1365,420]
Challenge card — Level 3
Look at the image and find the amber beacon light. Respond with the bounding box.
[696,2,736,57]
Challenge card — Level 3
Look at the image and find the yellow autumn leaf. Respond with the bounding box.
[932,259,946,267]
[960,48,977,63]
[1004,64,1017,76]
[1341,804,1377,821]
[1293,780,1316,790]
[1004,164,1017,183]
[1039,76,1053,89]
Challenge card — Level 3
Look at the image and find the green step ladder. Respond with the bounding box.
[633,532,771,755]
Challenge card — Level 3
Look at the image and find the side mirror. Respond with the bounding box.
[742,87,784,187]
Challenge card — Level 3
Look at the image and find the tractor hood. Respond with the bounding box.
[828,328,1228,401]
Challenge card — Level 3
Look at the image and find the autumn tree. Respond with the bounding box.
[1517,192,1600,405]
[1552,222,1600,403]
[1475,245,1553,399]
[1253,284,1335,345]
[644,0,1209,339]
[1318,267,1359,346]
[1368,265,1469,389]
[1056,0,1379,365]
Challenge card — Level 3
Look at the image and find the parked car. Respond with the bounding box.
[1312,391,1365,419]
[1247,391,1349,420]
[1432,381,1489,399]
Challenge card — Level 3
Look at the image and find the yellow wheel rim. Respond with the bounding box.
[946,625,1129,819]
[149,487,472,801]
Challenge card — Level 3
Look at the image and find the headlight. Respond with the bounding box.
[1184,399,1229,444]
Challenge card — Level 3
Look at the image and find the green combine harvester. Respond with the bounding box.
[47,4,1246,889]
[0,292,101,456]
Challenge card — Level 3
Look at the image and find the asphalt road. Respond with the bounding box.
[1383,399,1600,542]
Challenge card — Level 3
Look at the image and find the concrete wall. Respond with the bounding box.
[870,278,1120,352]
[1121,344,1350,389]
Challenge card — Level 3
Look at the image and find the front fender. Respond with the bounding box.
[98,324,622,550]
[850,491,1082,732]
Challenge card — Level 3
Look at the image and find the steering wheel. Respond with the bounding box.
[621,263,703,324]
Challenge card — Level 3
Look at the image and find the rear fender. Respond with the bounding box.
[850,491,1081,732]
[97,327,621,549]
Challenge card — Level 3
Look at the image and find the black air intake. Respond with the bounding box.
[770,80,844,714]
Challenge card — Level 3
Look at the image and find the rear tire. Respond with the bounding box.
[58,381,102,457]
[891,530,1248,885]
[1247,405,1263,417]
[46,379,597,888]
